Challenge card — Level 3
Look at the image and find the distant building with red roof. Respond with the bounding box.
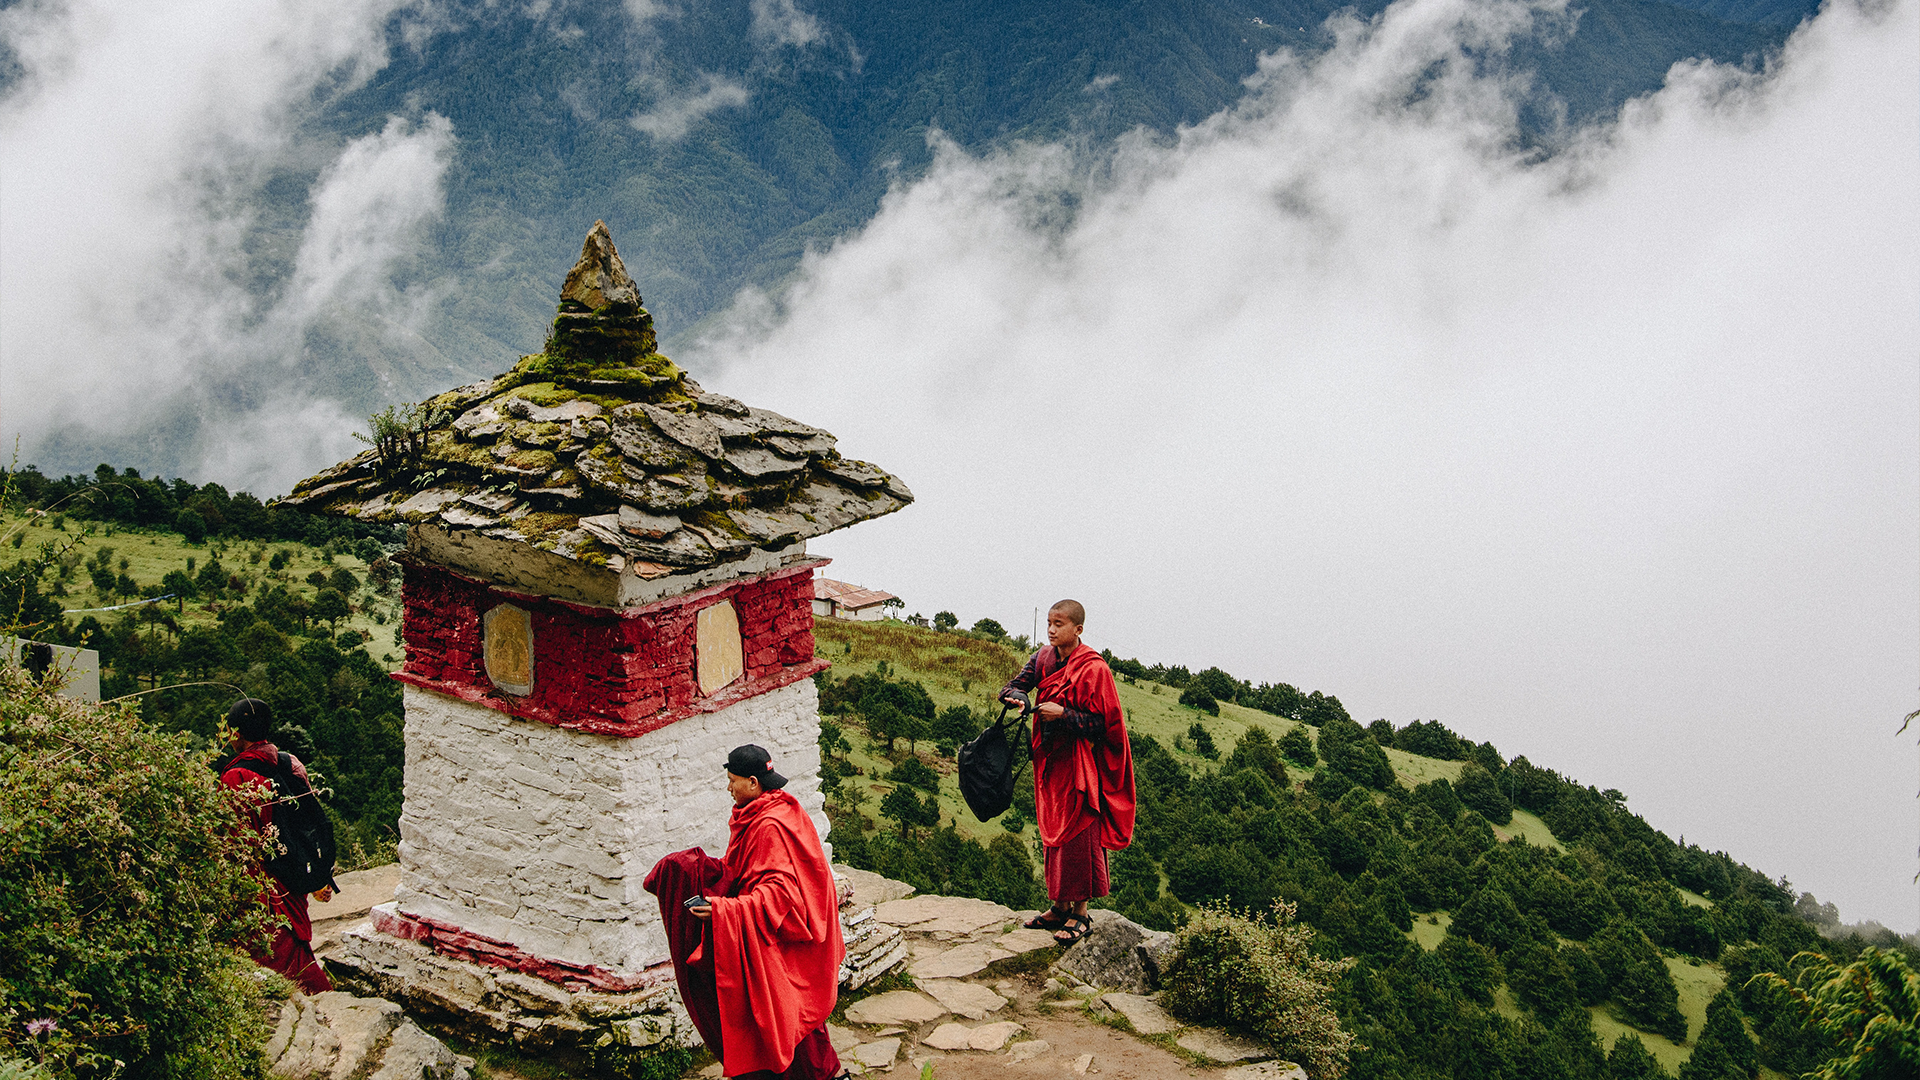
[813,577,898,621]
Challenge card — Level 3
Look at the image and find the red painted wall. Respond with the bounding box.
[393,557,828,737]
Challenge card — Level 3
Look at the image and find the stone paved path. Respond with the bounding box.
[811,884,1306,1080]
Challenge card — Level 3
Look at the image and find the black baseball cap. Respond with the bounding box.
[227,698,274,741]
[724,744,788,790]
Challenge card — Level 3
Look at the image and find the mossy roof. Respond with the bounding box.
[283,222,912,574]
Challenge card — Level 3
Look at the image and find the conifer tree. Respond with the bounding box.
[1608,1033,1671,1079]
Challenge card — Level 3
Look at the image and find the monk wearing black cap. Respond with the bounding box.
[645,745,845,1079]
[216,698,334,994]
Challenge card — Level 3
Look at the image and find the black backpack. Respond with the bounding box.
[958,703,1030,822]
[224,752,339,894]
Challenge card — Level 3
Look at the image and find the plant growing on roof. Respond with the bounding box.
[353,402,446,478]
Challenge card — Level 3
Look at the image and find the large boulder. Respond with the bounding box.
[1055,910,1175,995]
[266,992,471,1080]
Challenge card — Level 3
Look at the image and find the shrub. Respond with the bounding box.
[886,757,940,794]
[1226,727,1288,788]
[1186,721,1218,759]
[1454,761,1512,825]
[1278,726,1316,767]
[1162,901,1358,1078]
[0,669,274,1077]
[1178,687,1218,716]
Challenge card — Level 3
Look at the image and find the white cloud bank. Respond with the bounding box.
[0,0,452,495]
[695,0,1920,929]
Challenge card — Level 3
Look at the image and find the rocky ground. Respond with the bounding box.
[288,865,1304,1080]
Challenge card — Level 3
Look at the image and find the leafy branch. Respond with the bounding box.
[352,404,447,478]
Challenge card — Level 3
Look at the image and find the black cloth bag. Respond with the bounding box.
[958,703,1030,822]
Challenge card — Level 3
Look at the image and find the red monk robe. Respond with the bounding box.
[218,742,333,995]
[1030,645,1136,893]
[698,789,844,1077]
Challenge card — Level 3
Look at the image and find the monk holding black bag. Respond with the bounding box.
[1000,600,1136,944]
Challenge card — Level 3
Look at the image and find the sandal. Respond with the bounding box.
[1053,914,1091,945]
[1024,906,1070,931]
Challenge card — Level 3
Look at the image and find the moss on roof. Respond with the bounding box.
[283,222,911,572]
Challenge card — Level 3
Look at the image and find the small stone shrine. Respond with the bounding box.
[285,222,912,1048]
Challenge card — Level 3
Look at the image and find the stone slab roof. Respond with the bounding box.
[284,222,911,576]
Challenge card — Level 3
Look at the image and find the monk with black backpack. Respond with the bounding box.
[217,698,338,994]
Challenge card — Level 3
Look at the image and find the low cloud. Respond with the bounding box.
[630,73,752,140]
[749,0,822,48]
[0,0,455,495]
[694,0,1920,928]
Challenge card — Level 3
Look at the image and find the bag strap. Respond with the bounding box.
[997,701,1033,774]
[274,752,316,801]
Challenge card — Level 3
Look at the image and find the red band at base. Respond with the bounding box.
[370,905,672,994]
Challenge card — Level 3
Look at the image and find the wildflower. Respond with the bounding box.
[26,1017,57,1036]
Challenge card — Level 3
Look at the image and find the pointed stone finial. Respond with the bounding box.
[561,221,640,313]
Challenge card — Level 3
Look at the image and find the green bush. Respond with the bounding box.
[1278,726,1316,767]
[0,670,273,1077]
[886,757,940,794]
[1178,687,1218,716]
[1162,901,1358,1078]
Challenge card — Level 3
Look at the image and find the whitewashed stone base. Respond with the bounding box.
[393,678,827,979]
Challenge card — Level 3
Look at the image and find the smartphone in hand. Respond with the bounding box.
[683,894,708,909]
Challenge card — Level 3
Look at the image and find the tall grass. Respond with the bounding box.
[812,618,1025,690]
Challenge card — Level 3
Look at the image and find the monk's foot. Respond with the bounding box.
[1024,905,1070,931]
[1054,914,1091,944]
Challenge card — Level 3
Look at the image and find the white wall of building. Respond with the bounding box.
[392,679,827,977]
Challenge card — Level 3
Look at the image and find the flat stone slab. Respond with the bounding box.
[966,1021,1023,1051]
[1177,1029,1271,1063]
[308,863,402,952]
[874,895,1015,935]
[843,990,947,1027]
[827,1024,863,1053]
[1009,1039,1051,1063]
[309,863,401,923]
[833,864,915,911]
[920,979,1008,1020]
[922,1023,975,1051]
[1221,1064,1309,1080]
[1101,992,1178,1035]
[995,928,1062,954]
[909,942,1013,980]
[848,1038,900,1069]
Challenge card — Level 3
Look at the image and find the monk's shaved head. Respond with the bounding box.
[1050,599,1085,626]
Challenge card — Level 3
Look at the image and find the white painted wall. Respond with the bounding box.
[392,679,827,977]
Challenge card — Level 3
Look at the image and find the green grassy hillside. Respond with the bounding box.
[2,468,410,869]
[4,511,404,669]
[807,615,1874,1079]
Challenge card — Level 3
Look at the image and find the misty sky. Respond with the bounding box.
[2,0,1916,930]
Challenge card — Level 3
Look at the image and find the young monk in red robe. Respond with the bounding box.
[216,698,334,995]
[1001,600,1136,944]
[650,746,845,1080]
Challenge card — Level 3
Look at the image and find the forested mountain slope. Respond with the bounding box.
[267,0,1787,418]
[14,461,1912,1076]
[809,616,1915,1079]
